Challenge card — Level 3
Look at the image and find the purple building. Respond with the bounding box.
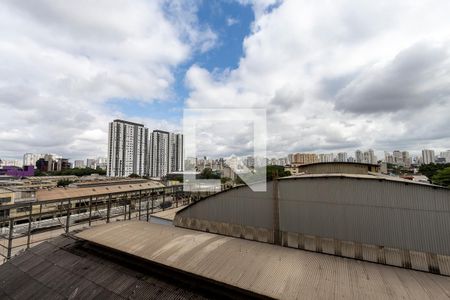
[0,165,35,177]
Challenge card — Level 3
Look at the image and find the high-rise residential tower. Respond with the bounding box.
[147,130,184,178]
[355,150,363,163]
[170,132,184,173]
[148,130,170,178]
[107,119,148,177]
[421,149,435,165]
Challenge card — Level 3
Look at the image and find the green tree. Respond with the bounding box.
[266,165,291,181]
[57,179,73,187]
[128,173,141,178]
[198,168,221,180]
[432,167,450,188]
[419,163,450,181]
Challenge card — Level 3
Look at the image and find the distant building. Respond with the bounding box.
[292,153,319,165]
[107,119,148,177]
[393,150,403,165]
[385,152,394,164]
[402,151,411,167]
[355,150,363,163]
[287,154,294,164]
[74,160,85,168]
[148,130,170,178]
[170,133,184,173]
[23,153,44,167]
[0,165,34,177]
[319,153,334,163]
[56,158,71,171]
[35,158,49,172]
[86,158,97,169]
[422,149,435,165]
[337,152,347,162]
[440,150,450,163]
[96,157,108,170]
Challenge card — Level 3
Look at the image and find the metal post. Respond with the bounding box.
[146,200,150,222]
[39,203,42,222]
[128,197,131,220]
[151,195,154,214]
[88,196,92,226]
[162,189,166,211]
[138,191,142,220]
[7,219,13,259]
[65,199,71,234]
[26,202,32,249]
[107,194,111,223]
[123,195,127,221]
[272,178,281,245]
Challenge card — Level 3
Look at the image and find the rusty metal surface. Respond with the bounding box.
[77,221,450,300]
[0,234,207,299]
[36,181,166,202]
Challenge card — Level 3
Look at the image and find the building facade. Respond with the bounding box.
[23,153,44,167]
[292,153,319,165]
[148,130,170,178]
[422,149,435,165]
[107,120,148,177]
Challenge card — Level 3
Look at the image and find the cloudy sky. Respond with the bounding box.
[1,0,450,161]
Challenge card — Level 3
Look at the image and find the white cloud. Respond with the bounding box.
[186,0,450,157]
[226,17,239,26]
[0,0,214,160]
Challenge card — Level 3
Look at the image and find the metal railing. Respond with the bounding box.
[0,185,218,263]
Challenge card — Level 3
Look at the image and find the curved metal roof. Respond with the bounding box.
[77,221,450,300]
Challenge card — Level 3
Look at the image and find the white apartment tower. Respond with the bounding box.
[23,153,44,167]
[107,120,148,177]
[170,132,184,173]
[355,150,363,163]
[148,130,170,178]
[422,149,435,165]
[148,130,183,178]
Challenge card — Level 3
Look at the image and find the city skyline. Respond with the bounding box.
[1,1,450,161]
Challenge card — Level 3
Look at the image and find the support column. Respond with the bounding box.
[7,219,14,259]
[65,199,71,233]
[272,178,281,245]
[26,202,32,249]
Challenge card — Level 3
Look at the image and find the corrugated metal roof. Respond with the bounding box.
[36,181,166,201]
[281,173,446,189]
[77,221,450,300]
[0,235,207,299]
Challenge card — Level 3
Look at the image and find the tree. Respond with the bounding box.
[419,163,450,181]
[432,167,450,188]
[266,165,291,181]
[57,179,73,187]
[128,173,141,178]
[198,168,221,180]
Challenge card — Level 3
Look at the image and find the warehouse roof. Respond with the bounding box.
[0,235,207,299]
[281,173,446,189]
[37,181,166,202]
[294,161,379,167]
[77,221,450,300]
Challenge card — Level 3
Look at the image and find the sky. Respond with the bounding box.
[1,0,450,161]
